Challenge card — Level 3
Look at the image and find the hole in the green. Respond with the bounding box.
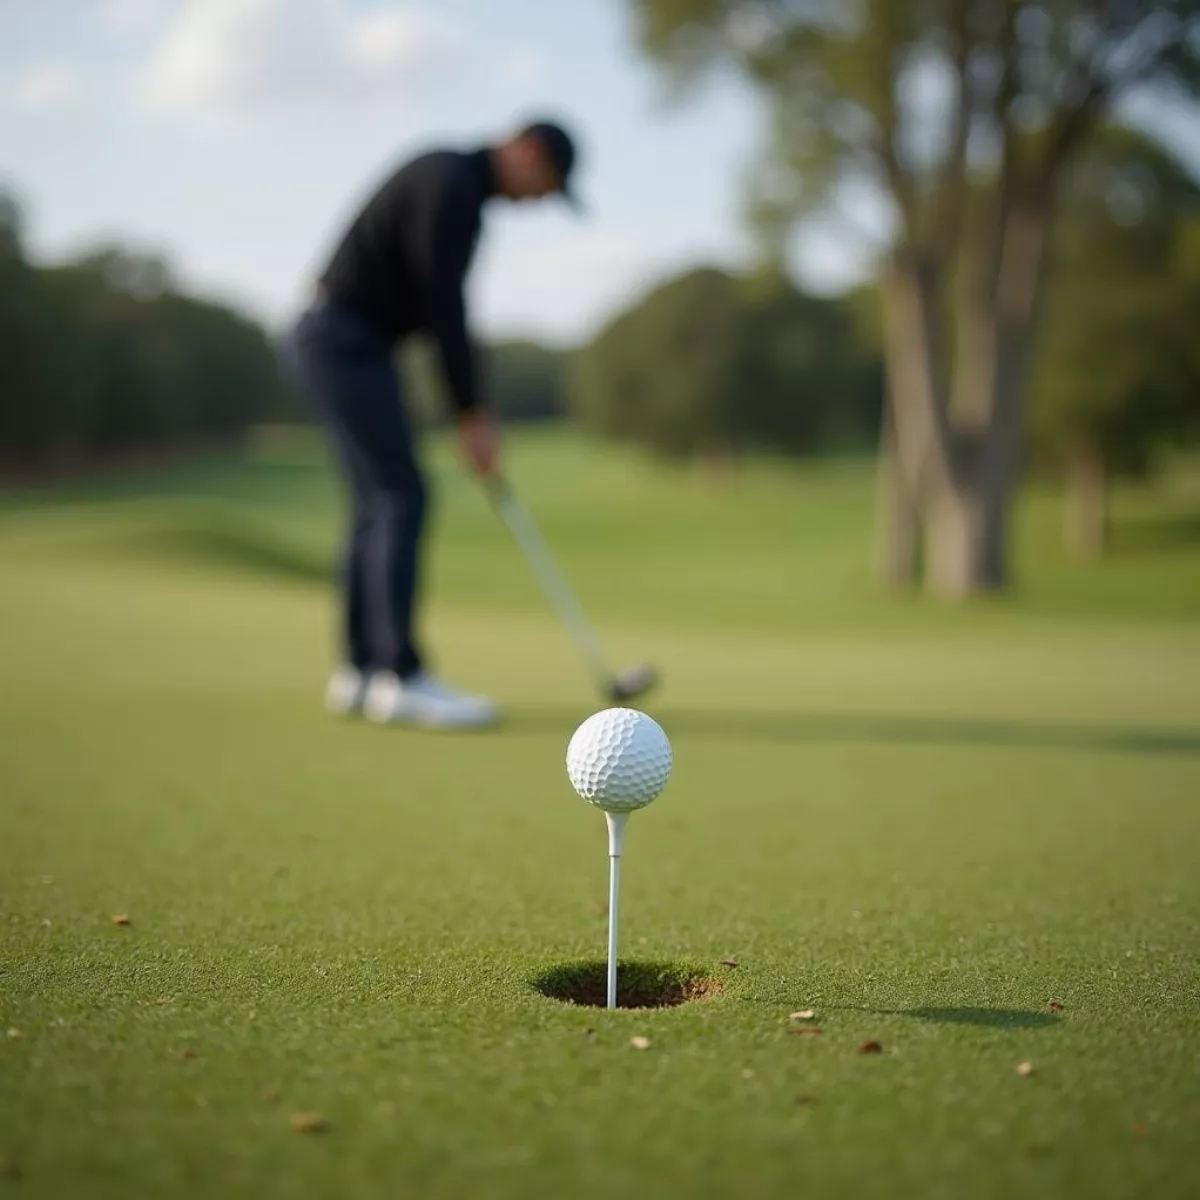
[533,960,724,1009]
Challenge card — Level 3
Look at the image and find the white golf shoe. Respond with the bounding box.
[325,665,369,716]
[362,671,499,730]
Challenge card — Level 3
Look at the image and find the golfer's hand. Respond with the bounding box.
[458,408,500,477]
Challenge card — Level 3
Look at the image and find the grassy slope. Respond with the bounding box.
[1,431,1198,1199]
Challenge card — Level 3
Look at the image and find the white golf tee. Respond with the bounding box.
[605,811,628,1010]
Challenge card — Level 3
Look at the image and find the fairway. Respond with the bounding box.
[2,432,1199,1199]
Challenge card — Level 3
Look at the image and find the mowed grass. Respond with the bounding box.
[1,429,1199,1199]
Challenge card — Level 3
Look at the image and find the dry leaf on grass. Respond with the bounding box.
[791,1027,823,1039]
[857,1039,884,1055]
[630,1036,651,1051]
[1017,1061,1034,1077]
[290,1111,328,1134]
[112,913,131,927]
[179,1047,197,1061]
[719,957,739,969]
[1048,1001,1065,1013]
[789,1010,816,1021]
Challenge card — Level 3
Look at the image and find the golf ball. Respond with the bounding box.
[566,708,673,812]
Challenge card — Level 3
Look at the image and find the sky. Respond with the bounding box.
[3,2,1196,347]
[0,0,854,346]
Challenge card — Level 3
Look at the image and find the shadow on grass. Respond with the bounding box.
[82,513,331,585]
[508,704,1200,759]
[881,1006,1061,1030]
[129,524,328,583]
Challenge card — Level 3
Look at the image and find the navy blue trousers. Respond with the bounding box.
[285,301,427,679]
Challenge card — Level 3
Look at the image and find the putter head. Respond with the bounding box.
[607,664,659,703]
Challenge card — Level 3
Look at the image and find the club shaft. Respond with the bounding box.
[491,481,611,687]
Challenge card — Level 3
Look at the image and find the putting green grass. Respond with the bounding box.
[2,431,1199,1199]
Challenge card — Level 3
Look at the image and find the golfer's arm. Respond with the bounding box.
[428,278,479,416]
[422,198,482,416]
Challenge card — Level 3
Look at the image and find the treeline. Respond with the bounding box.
[403,338,568,427]
[0,188,578,471]
[571,267,882,457]
[0,197,294,469]
[0,186,885,473]
[406,267,886,458]
[6,125,1198,525]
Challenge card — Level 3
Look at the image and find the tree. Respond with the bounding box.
[1,219,295,470]
[487,341,566,423]
[1031,126,1200,556]
[400,338,566,428]
[632,0,1200,595]
[569,265,881,458]
[0,191,59,462]
[571,268,747,456]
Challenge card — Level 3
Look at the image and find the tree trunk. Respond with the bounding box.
[925,202,1052,597]
[875,398,921,588]
[879,258,954,506]
[924,467,1008,597]
[1065,443,1108,559]
[881,193,1051,599]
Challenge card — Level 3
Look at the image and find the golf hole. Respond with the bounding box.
[533,960,723,1010]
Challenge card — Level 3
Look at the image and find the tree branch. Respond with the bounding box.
[934,0,974,263]
[866,1,919,242]
[1044,8,1193,179]
[985,0,1019,303]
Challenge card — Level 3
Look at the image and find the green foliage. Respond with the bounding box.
[486,340,566,423]
[0,200,295,469]
[1032,127,1200,476]
[568,266,882,458]
[0,191,53,459]
[402,338,565,428]
[633,1,1200,255]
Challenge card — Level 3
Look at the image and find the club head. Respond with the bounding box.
[607,664,659,704]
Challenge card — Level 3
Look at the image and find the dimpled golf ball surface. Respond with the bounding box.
[566,708,673,812]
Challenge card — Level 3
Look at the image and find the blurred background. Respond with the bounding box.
[2,0,1199,617]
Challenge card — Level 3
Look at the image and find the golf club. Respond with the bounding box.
[485,474,659,703]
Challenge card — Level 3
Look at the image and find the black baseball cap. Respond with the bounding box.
[521,120,583,211]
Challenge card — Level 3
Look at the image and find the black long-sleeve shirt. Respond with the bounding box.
[319,148,496,414]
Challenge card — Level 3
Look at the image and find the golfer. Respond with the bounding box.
[285,120,581,728]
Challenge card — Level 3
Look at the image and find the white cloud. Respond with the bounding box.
[101,0,165,35]
[13,62,81,111]
[138,0,464,124]
[346,9,455,74]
